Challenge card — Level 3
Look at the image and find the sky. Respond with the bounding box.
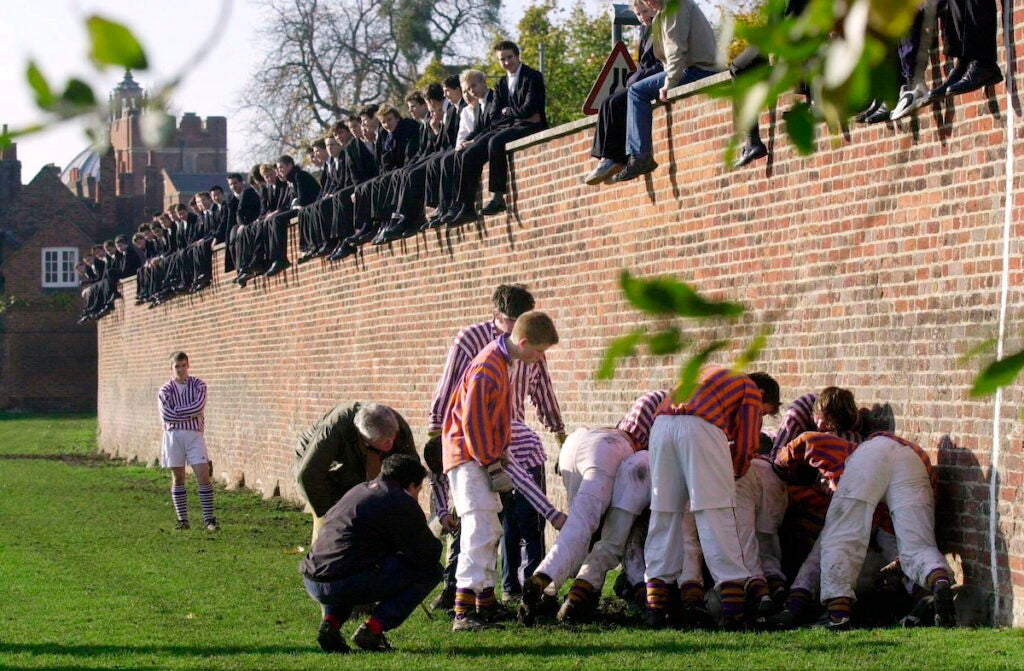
[0,0,723,180]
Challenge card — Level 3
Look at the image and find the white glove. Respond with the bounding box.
[487,461,514,493]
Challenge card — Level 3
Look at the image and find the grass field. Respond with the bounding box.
[2,413,1023,670]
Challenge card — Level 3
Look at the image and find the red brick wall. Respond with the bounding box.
[97,22,1024,623]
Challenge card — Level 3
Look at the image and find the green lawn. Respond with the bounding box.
[1,413,1023,670]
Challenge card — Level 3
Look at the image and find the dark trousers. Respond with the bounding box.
[947,0,997,66]
[499,463,546,596]
[304,555,442,630]
[591,87,630,163]
[396,160,430,221]
[436,148,462,213]
[329,188,356,240]
[266,211,292,264]
[442,527,462,589]
[457,125,542,204]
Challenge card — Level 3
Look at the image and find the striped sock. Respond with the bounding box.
[198,483,215,524]
[645,579,670,612]
[171,484,188,521]
[826,596,853,623]
[454,588,476,620]
[747,577,769,602]
[718,580,746,620]
[785,587,812,616]
[925,568,951,594]
[365,616,385,635]
[476,587,497,612]
[566,579,596,604]
[323,614,342,631]
[679,581,704,606]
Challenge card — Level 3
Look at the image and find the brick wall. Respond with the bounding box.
[97,18,1024,624]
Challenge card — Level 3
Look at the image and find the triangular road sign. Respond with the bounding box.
[582,41,638,115]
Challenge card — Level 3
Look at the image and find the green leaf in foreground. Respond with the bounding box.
[970,349,1024,397]
[783,102,815,155]
[87,15,148,69]
[733,327,770,371]
[674,340,729,403]
[61,79,97,109]
[620,271,744,318]
[26,61,54,109]
[647,327,686,356]
[596,329,645,380]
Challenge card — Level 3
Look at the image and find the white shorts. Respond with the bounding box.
[161,430,209,468]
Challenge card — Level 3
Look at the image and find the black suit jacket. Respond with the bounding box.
[262,180,291,215]
[343,139,378,187]
[628,26,663,86]
[216,198,235,243]
[442,100,465,149]
[289,167,322,206]
[122,245,144,276]
[237,186,262,225]
[491,64,547,130]
[464,90,496,143]
[379,117,420,172]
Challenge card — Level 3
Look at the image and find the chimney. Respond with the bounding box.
[0,123,23,206]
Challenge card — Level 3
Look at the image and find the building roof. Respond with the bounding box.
[163,172,228,194]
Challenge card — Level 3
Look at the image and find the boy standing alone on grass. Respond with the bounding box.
[443,311,560,632]
[158,351,218,531]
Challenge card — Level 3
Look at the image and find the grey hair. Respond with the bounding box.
[354,403,399,442]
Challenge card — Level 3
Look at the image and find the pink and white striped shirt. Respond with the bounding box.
[428,320,563,435]
[158,376,207,432]
[616,390,669,451]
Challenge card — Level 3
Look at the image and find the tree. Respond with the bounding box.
[238,0,500,161]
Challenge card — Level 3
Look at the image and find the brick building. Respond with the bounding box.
[60,70,228,239]
[0,137,97,411]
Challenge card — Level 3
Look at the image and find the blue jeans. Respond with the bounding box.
[626,67,715,158]
[500,463,546,596]
[303,555,442,630]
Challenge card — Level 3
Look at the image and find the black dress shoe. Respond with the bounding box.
[236,273,250,289]
[328,242,357,261]
[439,206,462,225]
[347,222,379,246]
[446,204,476,229]
[946,61,1003,96]
[854,99,880,123]
[929,60,969,99]
[864,102,891,124]
[264,259,291,277]
[610,154,658,182]
[370,225,392,245]
[480,195,507,216]
[734,141,768,168]
[297,250,316,264]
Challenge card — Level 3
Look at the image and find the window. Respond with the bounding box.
[41,247,79,288]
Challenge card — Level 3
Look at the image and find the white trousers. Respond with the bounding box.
[819,436,949,603]
[450,461,503,593]
[645,415,748,587]
[536,428,634,592]
[576,450,653,590]
[734,458,788,581]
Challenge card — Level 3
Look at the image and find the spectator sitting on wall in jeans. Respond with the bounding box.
[611,0,720,183]
[585,0,661,185]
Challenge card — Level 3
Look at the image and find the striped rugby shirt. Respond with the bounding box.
[774,431,858,490]
[768,392,862,466]
[616,390,669,451]
[428,319,563,435]
[441,336,561,521]
[655,366,764,478]
[158,376,207,432]
[443,336,513,471]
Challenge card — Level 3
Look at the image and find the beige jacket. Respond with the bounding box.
[652,0,720,95]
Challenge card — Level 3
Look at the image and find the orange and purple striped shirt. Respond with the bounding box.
[442,335,513,472]
[655,366,764,478]
[774,431,858,491]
